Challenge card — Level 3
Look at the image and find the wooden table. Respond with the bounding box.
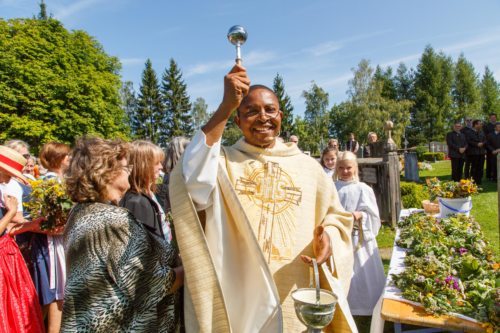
[381,299,486,332]
[379,209,487,333]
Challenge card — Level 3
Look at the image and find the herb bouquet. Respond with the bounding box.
[393,212,499,331]
[426,177,479,202]
[24,178,73,231]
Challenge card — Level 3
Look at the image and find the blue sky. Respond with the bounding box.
[2,0,500,116]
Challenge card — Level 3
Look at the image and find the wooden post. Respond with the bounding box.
[383,121,401,228]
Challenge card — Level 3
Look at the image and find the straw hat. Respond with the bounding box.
[0,145,29,184]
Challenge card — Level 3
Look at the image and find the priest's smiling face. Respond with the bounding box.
[235,86,283,148]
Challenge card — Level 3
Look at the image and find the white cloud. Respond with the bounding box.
[185,50,276,77]
[303,30,391,57]
[120,58,146,66]
[53,0,103,20]
[441,34,500,54]
[307,41,343,57]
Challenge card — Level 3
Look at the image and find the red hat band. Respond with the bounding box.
[0,154,24,173]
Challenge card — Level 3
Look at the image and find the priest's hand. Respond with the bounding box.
[220,64,250,115]
[203,64,250,146]
[301,225,332,266]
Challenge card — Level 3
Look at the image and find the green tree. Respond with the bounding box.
[331,59,411,147]
[0,17,128,150]
[191,97,209,130]
[38,0,48,20]
[410,45,453,146]
[291,116,317,154]
[161,58,192,140]
[120,81,138,137]
[136,59,163,143]
[221,113,241,146]
[480,66,500,117]
[302,82,329,154]
[373,65,397,100]
[452,53,480,121]
[272,73,294,138]
[393,63,415,101]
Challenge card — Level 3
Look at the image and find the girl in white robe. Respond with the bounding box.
[334,151,386,316]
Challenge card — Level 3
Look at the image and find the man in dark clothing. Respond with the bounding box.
[461,117,474,178]
[486,122,500,181]
[446,122,467,181]
[483,113,497,180]
[465,120,487,185]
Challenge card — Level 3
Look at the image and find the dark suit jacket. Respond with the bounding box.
[120,191,164,239]
[487,131,500,151]
[446,130,467,159]
[484,122,496,137]
[465,129,487,156]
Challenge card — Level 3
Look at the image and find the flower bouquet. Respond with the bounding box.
[23,179,73,231]
[426,177,479,202]
[393,212,499,331]
[426,178,480,217]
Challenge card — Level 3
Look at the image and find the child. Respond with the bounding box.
[0,146,45,333]
[334,151,385,316]
[320,146,337,178]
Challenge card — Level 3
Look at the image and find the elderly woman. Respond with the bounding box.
[62,137,184,332]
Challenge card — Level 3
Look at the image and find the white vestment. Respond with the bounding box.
[335,180,386,316]
[179,131,356,332]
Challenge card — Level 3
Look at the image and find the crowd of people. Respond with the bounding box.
[1,65,387,333]
[446,113,500,184]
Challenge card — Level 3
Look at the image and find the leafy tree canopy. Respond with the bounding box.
[0,17,128,151]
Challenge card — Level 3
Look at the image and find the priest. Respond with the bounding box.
[169,65,356,332]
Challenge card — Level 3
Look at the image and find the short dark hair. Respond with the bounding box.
[472,119,482,127]
[489,113,497,117]
[236,85,277,116]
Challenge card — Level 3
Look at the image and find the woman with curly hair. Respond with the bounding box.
[61,137,183,332]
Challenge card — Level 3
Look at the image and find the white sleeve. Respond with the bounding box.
[5,180,23,212]
[359,185,381,241]
[182,130,221,211]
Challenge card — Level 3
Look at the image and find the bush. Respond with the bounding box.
[422,152,445,161]
[400,181,427,209]
[415,145,428,162]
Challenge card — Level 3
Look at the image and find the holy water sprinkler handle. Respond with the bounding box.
[227,25,248,65]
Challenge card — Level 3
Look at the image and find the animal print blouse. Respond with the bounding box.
[61,202,180,332]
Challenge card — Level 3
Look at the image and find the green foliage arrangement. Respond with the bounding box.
[0,17,129,150]
[422,152,446,162]
[400,181,426,209]
[393,213,499,330]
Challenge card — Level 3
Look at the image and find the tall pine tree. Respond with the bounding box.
[136,59,163,143]
[452,53,480,121]
[393,63,415,101]
[480,66,500,117]
[161,58,192,140]
[373,65,397,100]
[272,73,294,139]
[410,46,453,145]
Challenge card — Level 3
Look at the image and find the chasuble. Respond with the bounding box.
[170,131,355,332]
